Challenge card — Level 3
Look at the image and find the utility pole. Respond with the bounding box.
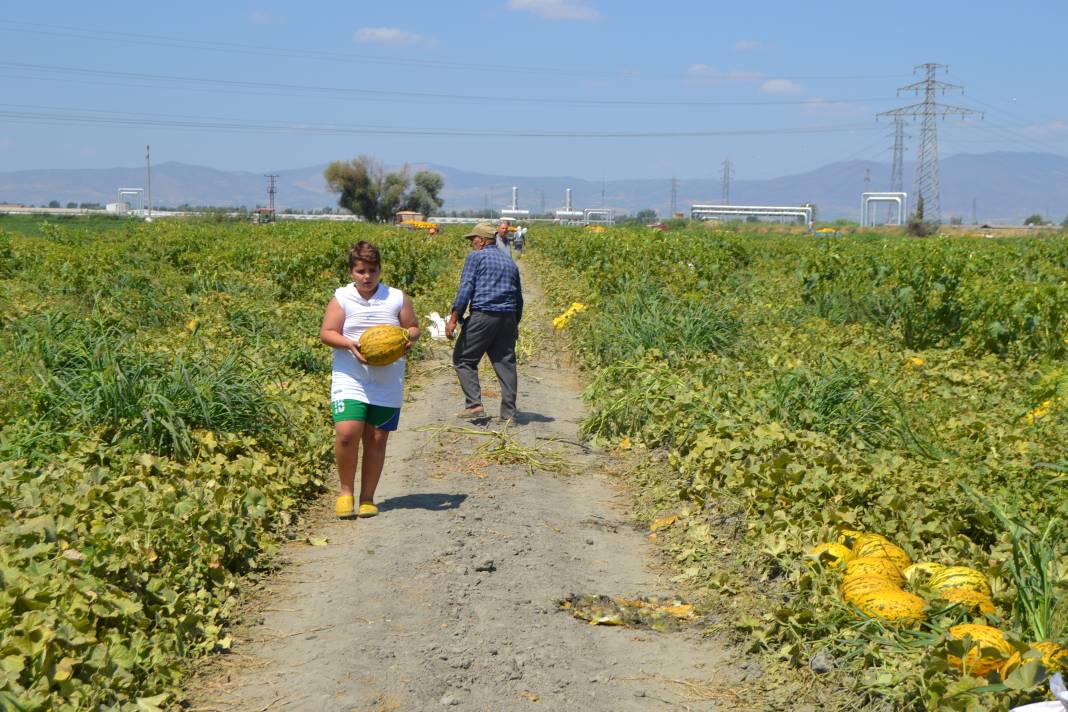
[972,197,977,225]
[265,174,278,215]
[601,177,606,208]
[539,189,545,217]
[864,167,871,192]
[145,145,152,220]
[670,176,678,216]
[878,63,982,224]
[721,158,733,205]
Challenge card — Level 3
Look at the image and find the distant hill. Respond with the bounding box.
[1,152,1066,223]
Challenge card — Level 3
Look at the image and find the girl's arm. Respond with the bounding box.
[399,294,420,353]
[320,297,368,363]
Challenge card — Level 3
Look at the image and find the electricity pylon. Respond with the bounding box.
[878,63,982,224]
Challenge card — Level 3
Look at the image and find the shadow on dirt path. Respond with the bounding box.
[185,268,748,711]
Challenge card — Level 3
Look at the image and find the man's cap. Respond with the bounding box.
[463,222,497,240]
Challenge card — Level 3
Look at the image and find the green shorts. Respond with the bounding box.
[331,399,401,431]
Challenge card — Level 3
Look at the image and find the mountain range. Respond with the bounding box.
[1,152,1066,223]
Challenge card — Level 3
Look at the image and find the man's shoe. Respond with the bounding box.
[357,502,379,518]
[455,406,486,419]
[335,495,355,518]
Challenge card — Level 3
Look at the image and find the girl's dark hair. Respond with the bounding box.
[348,241,381,269]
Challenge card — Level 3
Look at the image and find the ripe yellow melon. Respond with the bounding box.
[844,556,904,585]
[358,325,409,366]
[851,589,927,626]
[807,542,853,569]
[853,539,912,571]
[930,566,992,597]
[841,574,902,605]
[947,624,1013,676]
[938,587,996,615]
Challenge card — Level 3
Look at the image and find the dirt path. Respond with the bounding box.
[186,273,744,711]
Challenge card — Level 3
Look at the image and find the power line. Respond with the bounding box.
[0,104,883,139]
[0,20,913,83]
[0,61,900,110]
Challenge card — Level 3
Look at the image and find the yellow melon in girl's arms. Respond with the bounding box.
[358,325,409,366]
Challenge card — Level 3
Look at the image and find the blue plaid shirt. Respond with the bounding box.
[451,244,523,322]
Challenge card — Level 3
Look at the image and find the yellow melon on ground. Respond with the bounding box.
[851,589,927,626]
[807,542,853,569]
[947,624,1013,676]
[1032,641,1068,672]
[930,566,992,597]
[937,587,996,615]
[903,561,946,584]
[841,575,902,605]
[853,539,912,571]
[844,556,905,585]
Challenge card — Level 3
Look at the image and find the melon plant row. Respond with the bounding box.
[0,219,463,709]
[533,226,1068,711]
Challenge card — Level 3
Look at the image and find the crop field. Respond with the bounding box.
[532,226,1068,710]
[0,219,463,709]
[2,217,1067,711]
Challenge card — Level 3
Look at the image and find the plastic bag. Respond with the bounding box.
[426,312,447,340]
[1011,674,1068,712]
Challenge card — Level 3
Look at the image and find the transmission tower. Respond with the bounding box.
[878,63,982,224]
[670,177,678,216]
[721,158,733,205]
[886,116,909,224]
[265,174,278,214]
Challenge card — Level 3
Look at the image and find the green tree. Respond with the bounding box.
[404,171,445,216]
[1061,215,1068,229]
[47,200,60,208]
[1024,213,1045,226]
[635,208,657,223]
[324,156,445,222]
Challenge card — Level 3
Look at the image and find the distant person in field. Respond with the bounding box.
[446,222,523,423]
[319,241,420,519]
[513,225,526,257]
[496,220,514,259]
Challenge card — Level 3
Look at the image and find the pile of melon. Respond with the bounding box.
[807,531,1068,676]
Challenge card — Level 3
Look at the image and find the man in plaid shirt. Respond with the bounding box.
[445,222,524,422]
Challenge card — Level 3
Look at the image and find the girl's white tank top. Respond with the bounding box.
[330,283,406,408]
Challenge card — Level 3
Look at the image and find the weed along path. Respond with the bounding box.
[187,273,744,711]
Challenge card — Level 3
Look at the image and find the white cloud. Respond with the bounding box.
[506,0,601,21]
[250,10,283,25]
[734,39,772,52]
[800,97,871,118]
[354,27,426,45]
[686,65,762,82]
[1025,120,1068,135]
[761,78,803,94]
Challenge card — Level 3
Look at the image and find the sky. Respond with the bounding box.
[1,1,1067,181]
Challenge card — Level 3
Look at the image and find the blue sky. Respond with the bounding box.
[1,1,1066,180]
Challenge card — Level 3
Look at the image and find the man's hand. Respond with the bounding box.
[445,314,458,340]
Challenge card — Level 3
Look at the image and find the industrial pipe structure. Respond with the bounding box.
[554,187,584,222]
[690,203,813,228]
[583,208,614,226]
[117,188,145,217]
[500,185,530,220]
[860,192,908,227]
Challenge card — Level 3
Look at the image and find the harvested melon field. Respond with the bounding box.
[1,219,1066,711]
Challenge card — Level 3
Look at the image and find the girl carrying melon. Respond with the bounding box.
[319,241,420,518]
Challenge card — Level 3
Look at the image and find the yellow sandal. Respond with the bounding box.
[335,495,355,518]
[357,501,379,518]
